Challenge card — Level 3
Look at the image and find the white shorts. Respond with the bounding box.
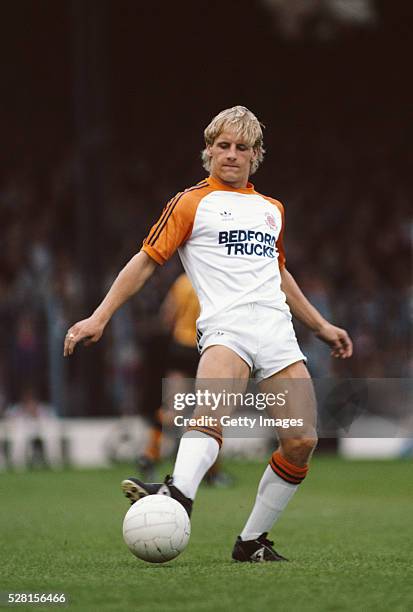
[197,304,306,382]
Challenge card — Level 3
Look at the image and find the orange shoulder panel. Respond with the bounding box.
[142,180,211,265]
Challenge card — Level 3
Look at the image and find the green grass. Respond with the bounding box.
[1,457,412,612]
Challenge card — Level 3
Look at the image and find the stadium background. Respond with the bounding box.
[2,0,411,424]
[1,2,412,610]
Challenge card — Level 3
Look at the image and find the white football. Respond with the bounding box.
[122,494,191,563]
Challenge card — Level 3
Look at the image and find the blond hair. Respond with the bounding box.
[201,106,265,175]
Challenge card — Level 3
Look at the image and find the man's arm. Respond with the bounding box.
[280,267,353,359]
[64,251,157,356]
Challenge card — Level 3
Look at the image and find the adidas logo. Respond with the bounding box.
[219,210,234,221]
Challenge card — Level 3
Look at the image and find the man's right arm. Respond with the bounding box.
[63,251,156,356]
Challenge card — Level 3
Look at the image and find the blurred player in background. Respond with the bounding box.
[64,106,352,562]
[162,273,200,374]
[138,273,231,486]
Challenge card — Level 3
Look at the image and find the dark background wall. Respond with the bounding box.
[1,0,411,416]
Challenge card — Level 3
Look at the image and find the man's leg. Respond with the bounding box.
[122,345,250,513]
[234,360,318,561]
[171,345,250,499]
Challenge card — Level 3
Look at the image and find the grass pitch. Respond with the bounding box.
[1,457,412,612]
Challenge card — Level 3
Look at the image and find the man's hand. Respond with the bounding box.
[62,251,157,357]
[64,316,106,357]
[315,322,353,359]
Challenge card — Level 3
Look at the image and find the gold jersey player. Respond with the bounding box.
[138,273,200,471]
[64,106,352,562]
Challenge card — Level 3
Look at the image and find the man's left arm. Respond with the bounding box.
[280,267,353,359]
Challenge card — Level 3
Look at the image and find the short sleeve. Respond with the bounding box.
[141,188,204,265]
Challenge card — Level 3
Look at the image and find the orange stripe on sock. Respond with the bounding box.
[270,460,303,484]
[269,450,308,484]
[272,451,308,477]
[186,426,223,448]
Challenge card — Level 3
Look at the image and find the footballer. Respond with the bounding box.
[64,106,352,561]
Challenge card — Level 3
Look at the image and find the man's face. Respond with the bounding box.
[207,130,257,188]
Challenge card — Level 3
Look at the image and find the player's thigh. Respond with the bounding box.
[193,345,250,420]
[197,345,250,379]
[258,360,317,439]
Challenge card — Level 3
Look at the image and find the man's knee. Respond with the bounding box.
[280,435,318,466]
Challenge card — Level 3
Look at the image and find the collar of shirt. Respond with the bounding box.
[206,175,255,195]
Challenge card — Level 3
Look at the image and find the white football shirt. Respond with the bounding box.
[142,175,290,328]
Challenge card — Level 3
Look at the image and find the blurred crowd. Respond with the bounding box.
[0,121,411,418]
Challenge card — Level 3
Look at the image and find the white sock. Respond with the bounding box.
[172,431,219,500]
[240,465,298,541]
